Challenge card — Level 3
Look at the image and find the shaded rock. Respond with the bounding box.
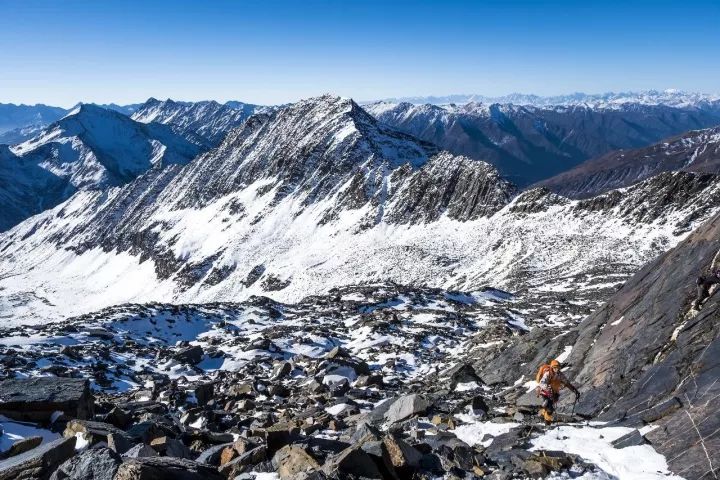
[323,444,383,479]
[122,444,159,459]
[194,443,231,466]
[49,446,121,480]
[114,457,224,480]
[0,378,93,422]
[0,436,76,480]
[271,361,292,380]
[172,346,203,365]
[149,436,192,459]
[611,429,647,449]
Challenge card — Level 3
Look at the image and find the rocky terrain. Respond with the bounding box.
[0,283,691,479]
[535,126,720,198]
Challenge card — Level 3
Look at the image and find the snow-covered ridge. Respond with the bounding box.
[131,98,270,146]
[0,103,204,231]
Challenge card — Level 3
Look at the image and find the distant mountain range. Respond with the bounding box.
[366,100,720,185]
[372,89,720,109]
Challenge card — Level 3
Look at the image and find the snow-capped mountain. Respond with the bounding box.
[131,98,268,146]
[366,101,720,185]
[0,104,204,231]
[2,95,720,326]
[376,89,720,110]
[0,103,68,144]
[536,126,720,198]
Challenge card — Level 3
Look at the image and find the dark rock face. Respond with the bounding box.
[557,212,720,478]
[384,152,514,223]
[0,378,93,422]
[0,437,76,480]
[536,126,720,198]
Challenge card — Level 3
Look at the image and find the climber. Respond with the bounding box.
[536,359,579,425]
[693,268,720,309]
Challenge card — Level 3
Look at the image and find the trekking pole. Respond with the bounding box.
[571,396,578,417]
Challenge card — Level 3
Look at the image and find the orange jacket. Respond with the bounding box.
[536,364,575,396]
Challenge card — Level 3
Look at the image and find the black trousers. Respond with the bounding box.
[541,393,559,413]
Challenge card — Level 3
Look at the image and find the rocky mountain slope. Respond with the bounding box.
[562,204,720,479]
[2,96,720,328]
[366,101,720,185]
[0,104,204,231]
[131,98,267,147]
[0,283,688,479]
[536,126,720,198]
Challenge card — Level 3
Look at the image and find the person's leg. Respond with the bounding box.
[695,283,708,309]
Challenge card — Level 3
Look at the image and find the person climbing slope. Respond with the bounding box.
[536,359,579,425]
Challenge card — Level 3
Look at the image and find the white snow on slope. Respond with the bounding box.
[531,425,684,480]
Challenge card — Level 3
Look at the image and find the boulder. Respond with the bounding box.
[272,445,320,479]
[611,429,647,449]
[63,420,133,454]
[271,361,292,380]
[114,457,224,480]
[323,444,383,479]
[149,437,192,459]
[172,346,204,365]
[382,435,422,470]
[122,444,159,459]
[0,378,93,422]
[194,443,231,466]
[383,394,430,424]
[2,436,43,458]
[49,446,122,480]
[217,446,267,478]
[0,436,76,480]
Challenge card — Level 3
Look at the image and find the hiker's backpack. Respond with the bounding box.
[536,364,553,384]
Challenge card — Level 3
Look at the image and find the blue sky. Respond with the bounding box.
[1,0,719,107]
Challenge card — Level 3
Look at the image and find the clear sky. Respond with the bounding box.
[1,0,719,107]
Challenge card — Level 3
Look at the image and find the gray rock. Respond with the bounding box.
[121,444,159,459]
[383,394,430,424]
[0,436,76,480]
[63,420,133,454]
[114,457,224,480]
[611,429,647,449]
[49,446,122,480]
[271,445,320,479]
[194,443,231,466]
[323,443,383,479]
[0,378,93,422]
